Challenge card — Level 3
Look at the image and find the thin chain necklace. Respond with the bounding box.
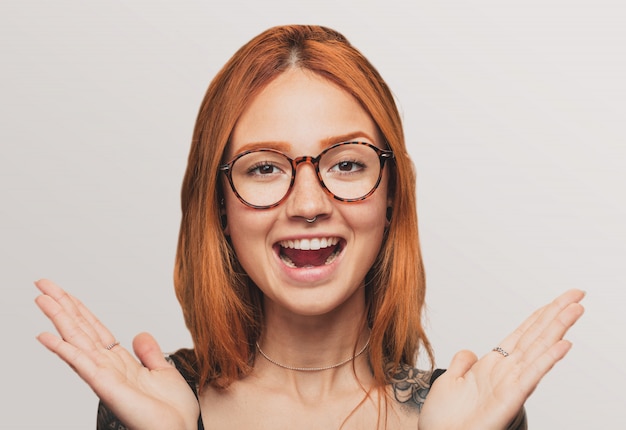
[256,337,371,372]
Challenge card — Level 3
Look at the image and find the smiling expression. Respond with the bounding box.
[223,68,390,318]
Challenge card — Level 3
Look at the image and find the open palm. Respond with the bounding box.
[35,279,199,430]
[419,289,585,430]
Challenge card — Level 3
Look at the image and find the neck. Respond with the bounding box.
[259,289,370,371]
[255,292,374,397]
[257,330,371,371]
[255,323,373,401]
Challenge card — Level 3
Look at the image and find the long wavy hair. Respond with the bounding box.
[174,25,432,391]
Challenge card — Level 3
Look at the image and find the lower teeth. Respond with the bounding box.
[281,255,296,268]
[324,248,339,264]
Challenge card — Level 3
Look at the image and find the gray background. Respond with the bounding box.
[1,0,624,428]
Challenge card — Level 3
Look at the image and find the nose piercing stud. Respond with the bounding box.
[305,216,317,223]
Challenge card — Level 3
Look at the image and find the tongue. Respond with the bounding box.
[281,247,336,267]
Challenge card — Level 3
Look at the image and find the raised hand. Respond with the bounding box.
[35,279,199,430]
[418,289,585,430]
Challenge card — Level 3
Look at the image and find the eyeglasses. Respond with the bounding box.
[220,141,394,209]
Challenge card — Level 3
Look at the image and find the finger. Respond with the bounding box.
[133,332,172,370]
[518,301,584,365]
[35,280,103,341]
[446,349,478,379]
[517,339,573,397]
[36,279,115,348]
[498,289,585,354]
[512,289,585,355]
[35,278,77,305]
[69,294,117,347]
[35,293,100,353]
[496,305,545,353]
[36,331,101,381]
[38,329,143,403]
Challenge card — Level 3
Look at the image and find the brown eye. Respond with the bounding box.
[258,165,276,174]
[331,160,364,173]
[248,162,282,176]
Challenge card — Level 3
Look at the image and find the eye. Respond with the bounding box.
[247,162,283,176]
[329,160,365,173]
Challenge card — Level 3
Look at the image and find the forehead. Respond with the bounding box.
[227,68,380,158]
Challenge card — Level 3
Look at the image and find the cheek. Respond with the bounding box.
[343,192,389,246]
[357,202,386,230]
[224,199,275,273]
[362,179,390,230]
[226,204,263,246]
[356,187,390,254]
[222,181,257,238]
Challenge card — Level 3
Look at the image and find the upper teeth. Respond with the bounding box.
[280,237,339,251]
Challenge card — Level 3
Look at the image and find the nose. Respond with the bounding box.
[284,162,333,222]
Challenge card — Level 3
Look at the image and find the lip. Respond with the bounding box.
[272,235,346,284]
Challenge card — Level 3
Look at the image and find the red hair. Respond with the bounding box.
[174,25,433,391]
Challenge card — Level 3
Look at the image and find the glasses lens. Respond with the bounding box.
[229,150,292,207]
[319,143,382,201]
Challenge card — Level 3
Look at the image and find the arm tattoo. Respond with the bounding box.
[387,362,433,411]
[387,363,528,429]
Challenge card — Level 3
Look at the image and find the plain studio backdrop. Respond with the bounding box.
[1,1,624,428]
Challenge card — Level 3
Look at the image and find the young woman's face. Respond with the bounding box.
[223,68,390,318]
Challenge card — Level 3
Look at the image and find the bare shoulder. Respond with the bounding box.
[386,362,436,412]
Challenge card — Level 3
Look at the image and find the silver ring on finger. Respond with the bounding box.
[105,341,120,350]
[492,346,509,357]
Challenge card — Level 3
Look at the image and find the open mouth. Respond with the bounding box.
[277,237,344,268]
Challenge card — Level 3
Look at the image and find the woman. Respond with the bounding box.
[35,25,585,429]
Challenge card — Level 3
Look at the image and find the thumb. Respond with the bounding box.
[132,332,170,370]
[446,349,478,379]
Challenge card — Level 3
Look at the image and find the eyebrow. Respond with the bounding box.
[321,131,377,147]
[235,131,377,155]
